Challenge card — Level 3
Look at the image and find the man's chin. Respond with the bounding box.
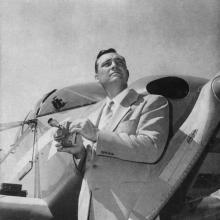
[109,76,122,83]
[110,74,122,80]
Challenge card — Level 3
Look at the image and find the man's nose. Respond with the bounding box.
[111,61,117,69]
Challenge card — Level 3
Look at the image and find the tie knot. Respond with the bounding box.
[106,100,114,112]
[107,100,114,108]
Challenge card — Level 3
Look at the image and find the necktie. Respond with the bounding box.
[99,101,114,129]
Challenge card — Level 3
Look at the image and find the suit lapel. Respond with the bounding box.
[89,89,139,131]
[108,105,131,131]
[109,89,139,131]
[88,100,106,127]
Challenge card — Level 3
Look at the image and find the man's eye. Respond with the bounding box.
[102,62,111,67]
[115,59,125,66]
[116,61,125,67]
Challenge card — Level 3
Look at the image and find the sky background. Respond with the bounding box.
[1,0,220,145]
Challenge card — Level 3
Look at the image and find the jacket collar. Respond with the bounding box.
[108,89,139,131]
[88,89,139,131]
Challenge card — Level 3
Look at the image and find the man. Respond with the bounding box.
[55,48,169,220]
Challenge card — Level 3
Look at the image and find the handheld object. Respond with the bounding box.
[48,118,76,147]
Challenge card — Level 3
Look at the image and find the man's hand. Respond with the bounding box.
[55,133,86,159]
[69,119,99,142]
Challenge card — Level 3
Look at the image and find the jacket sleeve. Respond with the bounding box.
[95,95,169,163]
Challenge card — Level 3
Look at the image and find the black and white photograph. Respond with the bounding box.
[1,1,220,219]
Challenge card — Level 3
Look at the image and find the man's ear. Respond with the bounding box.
[126,69,129,81]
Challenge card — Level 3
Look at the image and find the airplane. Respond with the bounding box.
[0,73,220,220]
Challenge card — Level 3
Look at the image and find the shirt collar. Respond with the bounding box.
[105,88,129,111]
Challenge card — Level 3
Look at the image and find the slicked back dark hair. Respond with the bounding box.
[95,48,117,73]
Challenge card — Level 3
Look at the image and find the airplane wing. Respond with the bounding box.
[0,121,24,132]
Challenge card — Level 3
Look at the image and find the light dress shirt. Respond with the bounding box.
[98,88,129,128]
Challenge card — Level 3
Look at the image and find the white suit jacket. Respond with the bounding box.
[77,89,169,220]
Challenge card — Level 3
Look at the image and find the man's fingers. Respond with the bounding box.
[56,143,78,153]
[55,142,62,148]
[69,122,81,129]
[59,120,70,128]
[57,146,70,153]
[54,137,63,143]
[70,127,81,134]
[55,142,65,152]
[57,146,64,152]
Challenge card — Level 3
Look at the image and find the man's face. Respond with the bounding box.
[95,52,129,89]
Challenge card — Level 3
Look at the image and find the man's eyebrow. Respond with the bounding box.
[115,57,125,62]
[101,58,112,65]
[100,57,125,66]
